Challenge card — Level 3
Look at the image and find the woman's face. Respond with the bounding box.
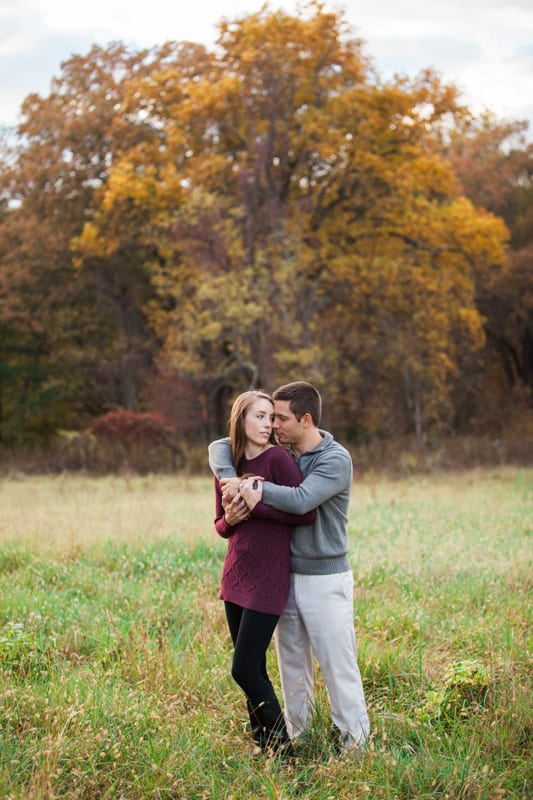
[243,398,274,448]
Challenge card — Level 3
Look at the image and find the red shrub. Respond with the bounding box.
[90,410,170,448]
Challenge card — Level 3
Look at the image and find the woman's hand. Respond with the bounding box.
[239,477,263,511]
[219,477,241,503]
[224,493,251,526]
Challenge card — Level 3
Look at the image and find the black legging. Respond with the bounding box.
[224,600,279,702]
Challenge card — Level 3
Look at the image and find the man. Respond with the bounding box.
[208,381,370,751]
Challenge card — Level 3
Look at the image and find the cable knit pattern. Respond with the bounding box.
[214,447,315,615]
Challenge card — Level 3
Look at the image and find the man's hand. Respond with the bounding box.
[224,493,251,526]
[239,477,263,511]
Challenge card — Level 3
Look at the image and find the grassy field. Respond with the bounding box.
[0,468,531,799]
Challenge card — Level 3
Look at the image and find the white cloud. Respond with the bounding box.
[345,0,533,126]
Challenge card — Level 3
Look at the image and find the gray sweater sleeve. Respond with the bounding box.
[262,448,352,513]
[208,437,236,478]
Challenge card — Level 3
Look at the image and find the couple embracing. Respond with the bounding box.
[210,381,369,758]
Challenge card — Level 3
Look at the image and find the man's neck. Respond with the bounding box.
[293,427,323,457]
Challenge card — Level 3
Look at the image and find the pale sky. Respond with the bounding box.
[1,0,532,135]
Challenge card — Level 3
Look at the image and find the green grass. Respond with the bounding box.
[0,468,531,798]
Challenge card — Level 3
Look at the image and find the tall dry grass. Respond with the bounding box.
[0,467,531,798]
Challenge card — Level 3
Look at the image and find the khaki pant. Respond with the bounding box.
[275,571,370,747]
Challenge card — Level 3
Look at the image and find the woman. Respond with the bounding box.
[214,390,315,755]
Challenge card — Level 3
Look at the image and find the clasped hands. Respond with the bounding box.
[221,476,264,526]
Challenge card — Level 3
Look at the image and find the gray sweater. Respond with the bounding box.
[208,431,352,575]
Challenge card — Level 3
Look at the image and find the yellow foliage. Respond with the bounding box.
[65,3,511,436]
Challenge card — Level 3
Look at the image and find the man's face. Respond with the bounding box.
[273,400,303,446]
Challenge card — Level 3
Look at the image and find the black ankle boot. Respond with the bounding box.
[252,697,294,757]
[246,698,266,749]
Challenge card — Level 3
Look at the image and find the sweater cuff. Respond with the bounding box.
[215,516,234,538]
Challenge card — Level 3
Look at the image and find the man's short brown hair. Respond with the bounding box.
[273,381,322,426]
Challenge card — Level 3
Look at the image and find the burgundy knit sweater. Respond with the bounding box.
[214,446,316,615]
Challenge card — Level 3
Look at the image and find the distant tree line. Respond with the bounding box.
[0,2,531,454]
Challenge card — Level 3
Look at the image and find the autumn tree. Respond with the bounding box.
[445,115,533,426]
[79,3,508,440]
[0,3,518,448]
[0,43,176,441]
